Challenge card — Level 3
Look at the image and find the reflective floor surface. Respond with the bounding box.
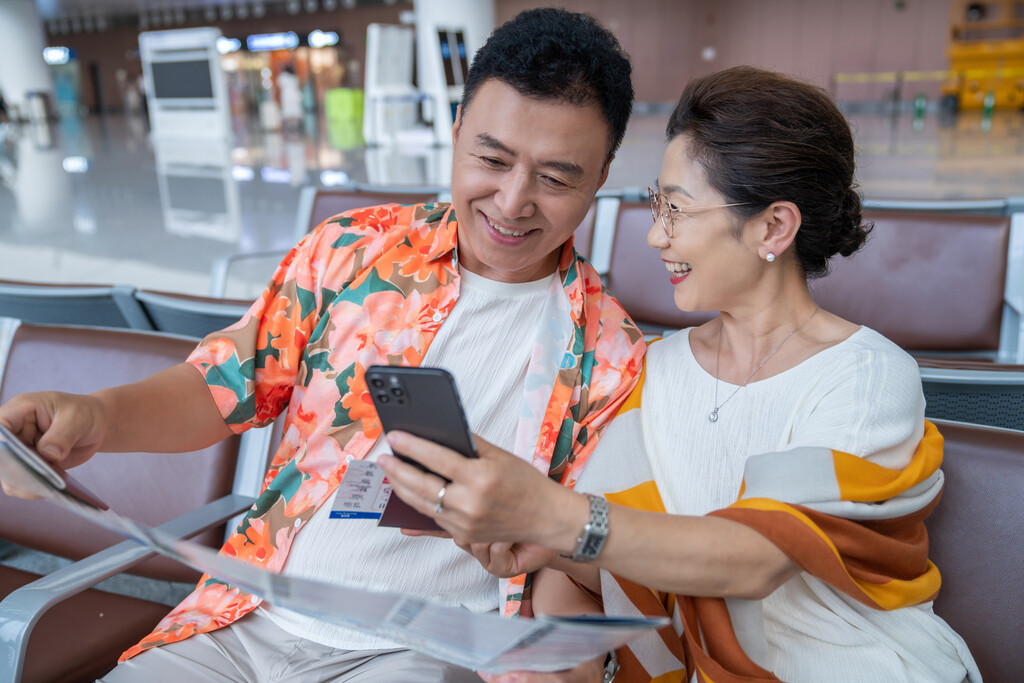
[2,107,1023,300]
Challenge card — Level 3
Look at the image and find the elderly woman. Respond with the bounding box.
[379,67,980,683]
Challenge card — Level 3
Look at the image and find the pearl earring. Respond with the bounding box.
[765,252,776,262]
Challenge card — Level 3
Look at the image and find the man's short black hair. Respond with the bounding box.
[460,7,633,166]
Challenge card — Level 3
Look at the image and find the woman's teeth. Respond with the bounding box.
[666,262,692,274]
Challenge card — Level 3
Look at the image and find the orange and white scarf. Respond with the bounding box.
[581,363,967,682]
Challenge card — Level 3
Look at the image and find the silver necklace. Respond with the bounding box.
[708,305,821,423]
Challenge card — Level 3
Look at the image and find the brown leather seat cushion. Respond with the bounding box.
[0,324,237,580]
[927,420,1024,682]
[0,565,172,683]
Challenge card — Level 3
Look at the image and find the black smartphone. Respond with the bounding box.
[364,365,477,477]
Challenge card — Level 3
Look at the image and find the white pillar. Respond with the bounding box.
[0,0,55,120]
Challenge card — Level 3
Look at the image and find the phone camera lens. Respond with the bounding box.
[391,387,404,398]
[370,378,384,388]
[378,393,390,404]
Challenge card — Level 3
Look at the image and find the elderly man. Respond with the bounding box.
[0,8,643,681]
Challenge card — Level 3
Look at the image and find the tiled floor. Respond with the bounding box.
[2,107,1023,301]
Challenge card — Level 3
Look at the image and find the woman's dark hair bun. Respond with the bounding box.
[835,188,871,258]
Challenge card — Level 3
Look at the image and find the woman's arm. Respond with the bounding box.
[379,433,798,599]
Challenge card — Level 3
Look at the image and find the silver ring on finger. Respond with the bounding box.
[434,485,447,514]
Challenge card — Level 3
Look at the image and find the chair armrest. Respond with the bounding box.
[209,250,288,297]
[0,492,254,683]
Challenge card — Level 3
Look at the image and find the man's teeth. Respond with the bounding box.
[487,216,528,237]
[665,262,692,274]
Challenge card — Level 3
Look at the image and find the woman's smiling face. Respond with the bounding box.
[649,135,764,314]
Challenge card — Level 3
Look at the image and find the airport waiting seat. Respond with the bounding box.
[0,322,272,683]
[811,207,1014,359]
[927,419,1024,683]
[0,279,152,330]
[570,199,599,261]
[134,289,252,339]
[208,185,441,297]
[917,360,1024,431]
[600,198,1019,357]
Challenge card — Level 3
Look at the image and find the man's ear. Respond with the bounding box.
[759,201,801,260]
[451,104,463,146]
[596,154,614,192]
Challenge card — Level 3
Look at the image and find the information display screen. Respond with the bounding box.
[150,60,214,99]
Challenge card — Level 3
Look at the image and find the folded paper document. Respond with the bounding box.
[0,424,667,674]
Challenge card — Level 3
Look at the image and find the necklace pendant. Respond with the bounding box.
[708,408,719,423]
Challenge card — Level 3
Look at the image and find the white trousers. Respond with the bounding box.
[99,608,481,682]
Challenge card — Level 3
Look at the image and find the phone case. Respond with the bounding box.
[364,365,477,471]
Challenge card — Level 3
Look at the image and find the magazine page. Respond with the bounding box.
[0,424,667,673]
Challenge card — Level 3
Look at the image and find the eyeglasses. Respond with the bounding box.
[648,187,749,238]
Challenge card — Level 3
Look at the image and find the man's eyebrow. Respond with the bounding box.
[475,133,584,179]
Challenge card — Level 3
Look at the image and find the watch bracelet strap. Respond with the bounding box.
[563,493,609,562]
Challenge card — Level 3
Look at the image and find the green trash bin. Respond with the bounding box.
[325,87,365,149]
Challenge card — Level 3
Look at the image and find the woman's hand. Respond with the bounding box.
[456,541,559,578]
[378,432,587,554]
[478,655,605,683]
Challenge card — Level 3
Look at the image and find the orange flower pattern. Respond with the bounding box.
[121,202,645,660]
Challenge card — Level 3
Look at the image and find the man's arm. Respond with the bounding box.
[0,362,232,496]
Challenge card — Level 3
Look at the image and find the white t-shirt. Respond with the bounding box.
[263,267,557,650]
[630,326,976,683]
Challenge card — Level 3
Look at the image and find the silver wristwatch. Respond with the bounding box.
[567,494,610,562]
[603,650,620,682]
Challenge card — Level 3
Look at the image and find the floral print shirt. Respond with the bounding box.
[122,202,645,659]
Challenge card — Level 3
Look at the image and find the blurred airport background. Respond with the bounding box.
[1,0,1023,299]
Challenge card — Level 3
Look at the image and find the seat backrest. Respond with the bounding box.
[0,280,153,330]
[0,323,241,582]
[135,289,252,339]
[604,201,716,332]
[811,210,1011,353]
[927,419,1024,682]
[571,200,599,260]
[919,364,1024,431]
[301,187,441,236]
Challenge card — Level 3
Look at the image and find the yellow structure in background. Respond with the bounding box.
[944,0,1024,110]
